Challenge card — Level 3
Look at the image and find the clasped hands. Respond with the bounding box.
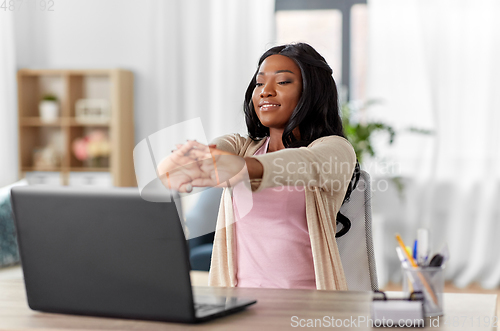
[157,140,248,193]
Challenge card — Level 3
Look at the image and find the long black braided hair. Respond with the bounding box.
[243,43,360,237]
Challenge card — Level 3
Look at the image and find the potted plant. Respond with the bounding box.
[39,94,59,123]
[341,100,432,196]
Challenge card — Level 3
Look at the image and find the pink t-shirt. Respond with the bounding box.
[233,137,316,289]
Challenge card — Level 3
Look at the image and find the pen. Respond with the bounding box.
[396,247,416,292]
[396,247,411,269]
[395,233,438,305]
[413,240,418,261]
[417,229,429,266]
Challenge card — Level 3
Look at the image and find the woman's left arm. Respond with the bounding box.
[247,136,356,194]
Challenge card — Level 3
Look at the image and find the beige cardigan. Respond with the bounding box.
[207,134,356,290]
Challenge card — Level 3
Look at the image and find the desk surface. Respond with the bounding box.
[0,278,496,330]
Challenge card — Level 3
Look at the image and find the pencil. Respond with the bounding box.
[395,233,438,305]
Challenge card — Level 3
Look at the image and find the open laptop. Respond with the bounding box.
[10,186,256,323]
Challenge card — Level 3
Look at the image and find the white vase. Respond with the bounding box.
[39,101,59,122]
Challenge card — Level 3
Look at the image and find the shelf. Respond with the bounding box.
[69,167,110,172]
[17,69,136,187]
[22,167,63,172]
[68,118,111,126]
[23,167,110,172]
[20,117,64,126]
[18,69,69,76]
[19,117,111,127]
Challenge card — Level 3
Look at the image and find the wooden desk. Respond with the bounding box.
[0,278,496,330]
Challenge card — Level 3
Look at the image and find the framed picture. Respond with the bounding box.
[75,99,110,122]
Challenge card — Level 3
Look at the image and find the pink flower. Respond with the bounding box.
[72,130,110,161]
[88,130,106,142]
[72,138,88,161]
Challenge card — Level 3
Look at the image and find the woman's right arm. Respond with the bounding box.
[247,136,356,194]
[209,133,246,155]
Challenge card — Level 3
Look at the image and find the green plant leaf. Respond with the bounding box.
[42,94,58,101]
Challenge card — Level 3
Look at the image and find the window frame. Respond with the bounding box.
[275,0,367,101]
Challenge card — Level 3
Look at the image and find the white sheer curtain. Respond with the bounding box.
[148,0,275,212]
[368,0,500,288]
[152,0,276,141]
[0,12,18,188]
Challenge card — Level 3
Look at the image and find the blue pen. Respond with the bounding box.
[413,240,418,262]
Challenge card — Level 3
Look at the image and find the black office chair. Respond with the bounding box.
[186,188,222,271]
[337,170,379,291]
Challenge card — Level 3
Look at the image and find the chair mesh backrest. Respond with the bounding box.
[337,170,378,291]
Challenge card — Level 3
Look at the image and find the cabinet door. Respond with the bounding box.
[25,172,62,185]
[68,172,112,187]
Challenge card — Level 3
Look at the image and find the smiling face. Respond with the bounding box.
[252,54,303,130]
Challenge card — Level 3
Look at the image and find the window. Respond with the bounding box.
[276,10,343,87]
[275,0,368,102]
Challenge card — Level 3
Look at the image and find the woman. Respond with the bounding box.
[159,43,359,290]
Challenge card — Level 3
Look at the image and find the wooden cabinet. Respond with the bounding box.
[17,69,136,187]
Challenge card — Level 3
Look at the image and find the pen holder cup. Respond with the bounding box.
[402,265,444,317]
